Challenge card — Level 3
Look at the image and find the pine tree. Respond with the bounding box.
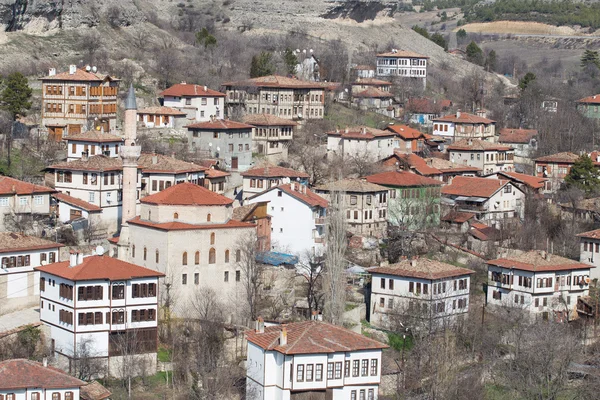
[581,50,600,69]
[485,50,497,72]
[1,72,32,167]
[283,48,298,76]
[466,41,484,65]
[412,25,430,39]
[565,155,600,194]
[250,52,274,78]
[518,72,536,91]
[431,33,448,51]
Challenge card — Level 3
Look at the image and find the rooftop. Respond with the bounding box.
[128,216,254,231]
[315,178,388,193]
[246,320,387,355]
[391,153,442,176]
[160,83,225,98]
[0,176,55,195]
[64,131,123,143]
[442,176,509,198]
[377,50,429,59]
[137,106,187,116]
[326,126,395,140]
[0,232,63,254]
[353,87,394,98]
[278,183,328,208]
[242,113,298,126]
[498,128,538,144]
[534,152,580,163]
[141,182,233,206]
[447,138,512,151]
[41,68,118,82]
[80,380,112,400]
[423,157,481,173]
[205,168,231,178]
[488,250,592,272]
[469,222,502,242]
[185,119,254,130]
[496,171,547,190]
[369,258,474,280]
[577,94,600,104]
[433,112,495,124]
[0,359,86,390]
[53,193,102,213]
[242,164,309,179]
[48,155,123,172]
[222,75,326,89]
[385,124,427,140]
[577,228,600,240]
[352,78,392,86]
[560,197,600,212]
[138,154,206,174]
[364,170,442,188]
[441,211,475,224]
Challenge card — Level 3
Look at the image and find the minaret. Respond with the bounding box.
[117,85,141,261]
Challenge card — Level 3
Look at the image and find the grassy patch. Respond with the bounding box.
[157,346,171,362]
[325,103,394,130]
[387,332,414,351]
[485,384,510,400]
[345,303,358,312]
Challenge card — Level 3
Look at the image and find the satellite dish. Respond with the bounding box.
[309,49,313,53]
[40,261,48,266]
[303,49,307,54]
[92,66,97,73]
[85,65,91,72]
[96,245,105,256]
[209,143,213,147]
[216,147,221,152]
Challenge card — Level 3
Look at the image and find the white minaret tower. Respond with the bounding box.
[117,84,141,261]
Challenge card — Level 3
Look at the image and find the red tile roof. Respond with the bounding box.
[433,112,495,124]
[385,124,426,140]
[35,255,165,281]
[205,168,230,178]
[469,222,501,242]
[377,50,429,59]
[138,154,206,174]
[65,131,123,143]
[315,179,387,193]
[0,232,63,254]
[405,98,452,114]
[498,128,538,144]
[326,127,395,140]
[140,182,233,206]
[223,75,325,89]
[395,153,442,176]
[442,176,508,198]
[185,119,254,130]
[53,192,102,212]
[0,359,86,390]
[160,83,225,97]
[137,106,187,116]
[40,68,112,82]
[80,380,112,400]
[128,216,254,231]
[577,94,600,104]
[353,87,394,98]
[488,251,592,272]
[369,258,474,280]
[352,78,392,86]
[441,211,475,224]
[48,155,123,172]
[0,176,55,195]
[242,114,298,126]
[364,170,442,187]
[496,171,547,190]
[241,164,308,179]
[577,229,600,239]
[534,152,580,163]
[246,321,387,354]
[278,184,328,208]
[447,139,512,151]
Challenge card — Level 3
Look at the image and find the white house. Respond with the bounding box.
[247,183,328,257]
[447,139,515,175]
[245,320,388,400]
[376,50,428,86]
[137,106,188,129]
[369,258,474,331]
[432,111,496,143]
[326,127,399,161]
[498,128,538,165]
[64,130,123,161]
[138,153,206,197]
[0,359,87,400]
[0,232,62,312]
[576,228,600,281]
[160,83,226,121]
[487,250,592,321]
[441,176,524,229]
[0,176,55,233]
[241,164,309,199]
[36,252,164,378]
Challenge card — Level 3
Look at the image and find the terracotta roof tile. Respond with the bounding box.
[577,94,600,104]
[241,164,308,179]
[232,204,259,221]
[48,155,123,172]
[385,124,427,140]
[394,153,442,176]
[80,380,112,400]
[405,98,452,114]
[137,106,187,116]
[559,197,600,212]
[0,359,86,390]
[246,321,387,354]
[498,128,538,144]
[65,131,123,143]
[577,228,600,239]
[278,184,328,208]
[377,50,429,59]
[433,112,495,124]
[315,178,387,193]
[242,114,298,126]
[223,75,325,89]
[496,171,547,190]
[447,139,512,151]
[442,176,508,198]
[364,170,442,187]
[128,216,254,231]
[488,251,592,272]
[0,233,63,254]
[35,255,165,281]
[424,157,481,173]
[160,83,225,97]
[352,78,392,86]
[534,152,580,163]
[138,154,206,174]
[53,193,102,212]
[441,211,475,223]
[326,127,395,140]
[40,68,112,82]
[205,168,230,178]
[140,182,232,206]
[369,258,474,280]
[469,222,501,241]
[185,119,254,130]
[353,87,394,98]
[0,176,55,195]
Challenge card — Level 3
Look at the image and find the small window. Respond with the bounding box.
[224,271,229,282]
[195,251,200,265]
[174,212,179,219]
[209,248,216,264]
[236,270,241,282]
[182,252,188,265]
[194,273,199,285]
[210,232,215,245]
[182,274,187,285]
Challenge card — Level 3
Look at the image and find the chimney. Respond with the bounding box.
[410,258,417,267]
[280,326,287,346]
[456,110,461,118]
[152,153,158,165]
[11,185,16,193]
[69,251,77,267]
[345,127,349,134]
[540,250,547,259]
[42,357,48,367]
[204,85,208,92]
[468,138,473,146]
[82,152,89,161]
[48,68,56,77]
[77,252,84,265]
[255,317,264,333]
[361,127,367,135]
[69,65,76,75]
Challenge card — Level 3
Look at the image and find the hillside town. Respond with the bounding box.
[1,1,600,399]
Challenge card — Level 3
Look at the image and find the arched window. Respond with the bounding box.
[174,212,179,219]
[182,252,188,265]
[156,249,159,263]
[210,232,215,245]
[225,250,230,263]
[236,249,241,263]
[209,248,216,264]
[195,251,200,265]
[132,245,135,258]
[207,213,211,222]
[143,247,147,261]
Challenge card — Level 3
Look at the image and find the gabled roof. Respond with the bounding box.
[353,87,394,98]
[495,171,547,190]
[441,211,475,224]
[377,50,429,59]
[442,176,510,198]
[498,128,538,144]
[0,176,55,195]
[35,255,165,281]
[222,75,325,89]
[138,154,206,174]
[0,359,86,390]
[128,216,254,231]
[469,222,502,242]
[80,380,112,400]
[250,184,328,208]
[160,83,225,98]
[534,152,580,163]
[48,155,123,172]
[0,232,63,254]
[137,106,187,116]
[140,182,233,206]
[447,139,512,151]
[577,94,600,104]
[392,153,442,176]
[185,119,254,130]
[242,113,298,126]
[65,131,123,143]
[246,321,387,355]
[364,170,442,188]
[369,258,474,280]
[433,112,495,124]
[352,78,392,86]
[53,192,102,212]
[205,168,230,178]
[241,164,308,179]
[315,178,388,193]
[423,157,481,174]
[577,228,600,240]
[385,124,427,140]
[405,97,452,114]
[232,203,261,221]
[488,251,592,272]
[41,68,118,82]
[326,126,395,140]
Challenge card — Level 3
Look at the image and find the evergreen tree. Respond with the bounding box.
[485,49,497,72]
[581,49,600,69]
[518,72,536,91]
[456,28,467,40]
[250,52,275,78]
[565,154,600,194]
[195,28,217,49]
[431,33,448,50]
[412,25,430,39]
[466,41,484,65]
[1,72,32,167]
[283,48,298,76]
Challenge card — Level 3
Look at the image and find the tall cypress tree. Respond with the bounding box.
[1,72,32,167]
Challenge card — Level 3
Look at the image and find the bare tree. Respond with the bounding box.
[296,251,325,319]
[235,231,263,323]
[71,338,106,381]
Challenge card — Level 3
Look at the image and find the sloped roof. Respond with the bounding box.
[441,211,475,224]
[369,258,474,280]
[534,152,580,163]
[352,78,392,86]
[185,119,254,130]
[128,216,254,231]
[48,155,123,172]
[353,87,394,98]
[241,164,308,179]
[326,127,395,140]
[469,222,502,242]
[140,182,233,206]
[395,153,442,176]
[433,112,495,124]
[496,171,547,190]
[577,94,600,104]
[205,168,230,178]
[442,176,509,198]
[160,83,225,97]
[65,131,123,143]
[138,154,206,174]
[0,176,55,195]
[53,192,102,212]
[423,157,481,173]
[35,255,165,281]
[577,228,600,240]
[278,184,328,208]
[377,50,429,59]
[559,197,600,212]
[385,124,427,140]
[246,321,387,355]
[0,359,86,390]
[232,203,260,221]
[0,232,63,254]
[498,128,538,144]
[40,68,117,82]
[223,75,325,89]
[242,113,298,126]
[80,381,112,400]
[447,139,512,151]
[488,251,592,272]
[137,106,187,116]
[364,170,442,188]
[315,178,387,193]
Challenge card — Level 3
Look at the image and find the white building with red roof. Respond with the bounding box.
[36,252,165,377]
[246,319,388,400]
[241,163,309,198]
[447,138,515,175]
[65,130,124,161]
[117,182,256,317]
[0,176,56,233]
[247,183,328,257]
[137,106,188,129]
[487,251,592,321]
[497,128,538,163]
[326,127,399,161]
[160,83,226,122]
[242,114,297,162]
[534,151,587,192]
[577,228,600,281]
[376,50,428,86]
[368,258,474,330]
[432,111,496,142]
